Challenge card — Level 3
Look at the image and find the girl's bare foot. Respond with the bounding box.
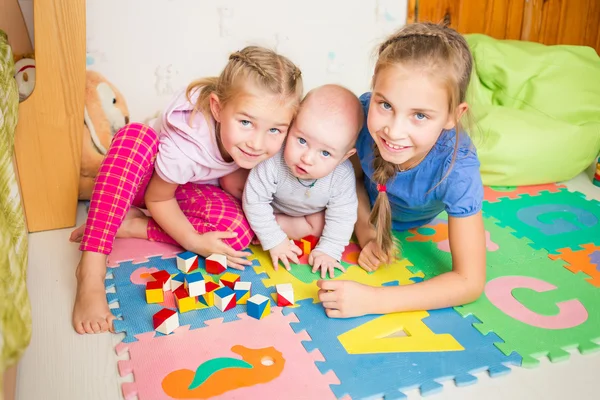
[116,216,150,239]
[72,251,115,334]
[70,207,146,243]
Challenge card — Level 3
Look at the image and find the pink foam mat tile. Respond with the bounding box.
[115,308,338,400]
[107,238,183,267]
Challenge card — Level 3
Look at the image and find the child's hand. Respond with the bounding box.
[269,239,302,271]
[317,279,376,318]
[358,240,389,272]
[188,231,252,270]
[309,251,346,279]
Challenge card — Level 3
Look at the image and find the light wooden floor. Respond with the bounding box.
[16,169,600,400]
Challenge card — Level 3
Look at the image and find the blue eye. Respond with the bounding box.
[269,128,281,134]
[415,113,427,120]
[380,102,392,111]
[298,137,307,145]
[240,120,251,127]
[321,150,330,157]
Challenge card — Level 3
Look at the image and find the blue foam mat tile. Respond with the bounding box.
[283,299,521,399]
[105,255,270,343]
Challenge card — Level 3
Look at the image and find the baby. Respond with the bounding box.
[243,84,363,278]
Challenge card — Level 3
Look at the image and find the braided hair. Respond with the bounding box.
[186,46,303,123]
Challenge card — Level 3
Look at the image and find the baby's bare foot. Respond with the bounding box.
[70,207,145,243]
[72,252,114,334]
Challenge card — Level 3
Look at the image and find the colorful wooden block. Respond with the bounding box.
[184,272,206,297]
[214,286,236,312]
[198,281,221,307]
[173,286,196,313]
[247,294,271,320]
[171,272,185,291]
[206,253,227,274]
[234,281,252,304]
[304,235,319,251]
[276,283,294,306]
[176,251,199,273]
[153,308,179,335]
[219,272,240,289]
[300,238,311,255]
[151,270,172,291]
[145,280,164,304]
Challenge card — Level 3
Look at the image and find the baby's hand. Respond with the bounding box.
[309,251,346,279]
[269,239,302,271]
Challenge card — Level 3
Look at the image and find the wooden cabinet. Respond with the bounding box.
[408,0,600,54]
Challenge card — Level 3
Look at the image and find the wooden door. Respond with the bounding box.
[408,0,600,53]
[13,0,86,231]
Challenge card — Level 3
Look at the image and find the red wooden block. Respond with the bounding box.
[206,254,227,274]
[173,286,189,300]
[304,235,319,251]
[205,281,220,293]
[152,308,176,330]
[277,294,293,307]
[146,280,163,290]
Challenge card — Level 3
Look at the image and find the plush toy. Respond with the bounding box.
[80,70,130,199]
[13,53,35,101]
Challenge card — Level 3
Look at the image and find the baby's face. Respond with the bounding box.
[283,106,355,180]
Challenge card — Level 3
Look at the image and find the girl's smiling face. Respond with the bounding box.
[368,64,465,169]
[210,80,296,169]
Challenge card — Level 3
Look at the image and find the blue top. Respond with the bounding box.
[357,92,483,231]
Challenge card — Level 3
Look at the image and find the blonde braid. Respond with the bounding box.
[229,51,268,78]
[369,144,401,261]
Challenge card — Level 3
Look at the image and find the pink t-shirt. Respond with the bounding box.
[151,88,239,186]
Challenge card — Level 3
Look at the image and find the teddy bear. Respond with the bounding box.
[79,70,130,199]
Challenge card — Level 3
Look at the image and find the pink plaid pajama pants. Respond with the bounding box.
[80,123,253,255]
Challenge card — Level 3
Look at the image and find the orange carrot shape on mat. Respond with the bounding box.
[162,345,285,398]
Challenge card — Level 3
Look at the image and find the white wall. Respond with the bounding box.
[22,0,408,122]
[17,0,34,47]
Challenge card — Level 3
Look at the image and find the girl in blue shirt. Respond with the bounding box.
[318,22,486,318]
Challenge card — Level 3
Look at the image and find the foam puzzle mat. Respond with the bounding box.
[105,185,600,399]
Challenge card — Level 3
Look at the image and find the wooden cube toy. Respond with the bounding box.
[146,280,164,304]
[247,294,271,320]
[300,238,311,255]
[234,281,252,304]
[214,286,236,312]
[198,281,220,307]
[185,272,206,297]
[171,272,185,291]
[304,235,319,251]
[276,283,294,307]
[177,251,199,273]
[219,272,240,289]
[173,286,196,313]
[206,254,227,274]
[296,235,319,255]
[153,308,179,335]
[151,270,171,291]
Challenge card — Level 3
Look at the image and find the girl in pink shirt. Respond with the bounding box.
[70,46,303,335]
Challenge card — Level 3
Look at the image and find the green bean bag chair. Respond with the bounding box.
[465,34,600,186]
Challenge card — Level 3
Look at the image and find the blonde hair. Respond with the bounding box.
[185,46,303,123]
[370,22,474,261]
